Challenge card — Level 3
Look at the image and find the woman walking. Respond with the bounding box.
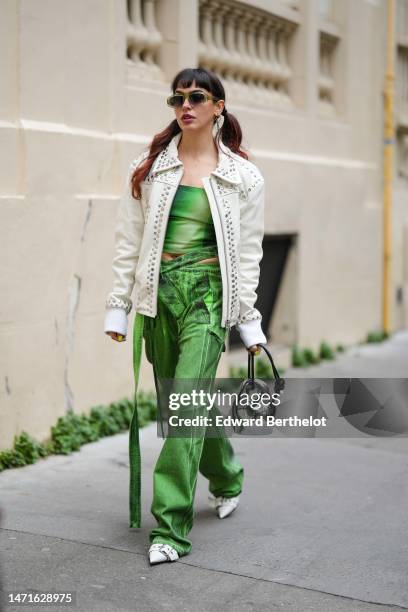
[104,67,267,565]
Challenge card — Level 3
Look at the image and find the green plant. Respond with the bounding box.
[0,392,159,473]
[0,432,49,471]
[136,391,157,427]
[229,359,286,379]
[229,365,247,378]
[302,347,320,365]
[255,357,273,379]
[366,330,389,343]
[51,412,93,454]
[291,344,307,368]
[0,448,26,470]
[319,341,335,360]
[89,405,122,438]
[336,344,345,352]
[13,431,48,463]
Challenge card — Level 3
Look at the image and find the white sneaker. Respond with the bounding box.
[208,493,240,519]
[148,543,179,565]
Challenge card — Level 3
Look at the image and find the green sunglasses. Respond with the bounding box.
[166,90,219,108]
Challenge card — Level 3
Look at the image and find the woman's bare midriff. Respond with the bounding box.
[161,252,219,264]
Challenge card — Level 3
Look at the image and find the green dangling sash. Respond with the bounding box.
[129,311,145,528]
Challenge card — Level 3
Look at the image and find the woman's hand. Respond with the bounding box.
[247,344,261,355]
[105,331,126,342]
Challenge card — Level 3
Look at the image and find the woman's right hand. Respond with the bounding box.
[105,331,126,342]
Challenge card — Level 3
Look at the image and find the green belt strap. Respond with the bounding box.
[129,311,145,528]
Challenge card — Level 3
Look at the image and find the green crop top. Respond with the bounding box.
[162,185,217,253]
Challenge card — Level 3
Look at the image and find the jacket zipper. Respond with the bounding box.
[202,176,231,329]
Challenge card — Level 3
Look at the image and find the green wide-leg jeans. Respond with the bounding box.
[142,245,244,557]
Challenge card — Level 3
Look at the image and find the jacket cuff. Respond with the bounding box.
[236,318,267,348]
[104,307,128,336]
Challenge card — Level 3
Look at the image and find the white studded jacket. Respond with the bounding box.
[104,131,267,348]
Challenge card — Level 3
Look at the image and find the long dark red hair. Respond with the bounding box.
[131,67,249,200]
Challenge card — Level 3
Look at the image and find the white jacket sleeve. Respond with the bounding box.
[104,155,146,336]
[235,172,268,348]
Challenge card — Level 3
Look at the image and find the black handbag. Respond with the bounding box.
[231,344,285,434]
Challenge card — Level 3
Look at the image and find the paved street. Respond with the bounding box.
[1,332,407,611]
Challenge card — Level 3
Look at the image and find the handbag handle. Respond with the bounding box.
[248,344,285,393]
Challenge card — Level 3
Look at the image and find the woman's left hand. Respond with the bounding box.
[247,344,261,355]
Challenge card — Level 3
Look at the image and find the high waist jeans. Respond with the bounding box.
[138,245,244,556]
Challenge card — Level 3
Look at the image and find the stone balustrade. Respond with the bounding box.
[126,0,163,82]
[317,0,339,117]
[198,0,299,109]
[317,30,338,116]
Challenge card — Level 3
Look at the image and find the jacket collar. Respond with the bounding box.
[150,131,242,185]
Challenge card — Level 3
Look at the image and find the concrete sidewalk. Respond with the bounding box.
[1,332,408,611]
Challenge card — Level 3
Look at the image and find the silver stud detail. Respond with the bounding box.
[105,295,132,314]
